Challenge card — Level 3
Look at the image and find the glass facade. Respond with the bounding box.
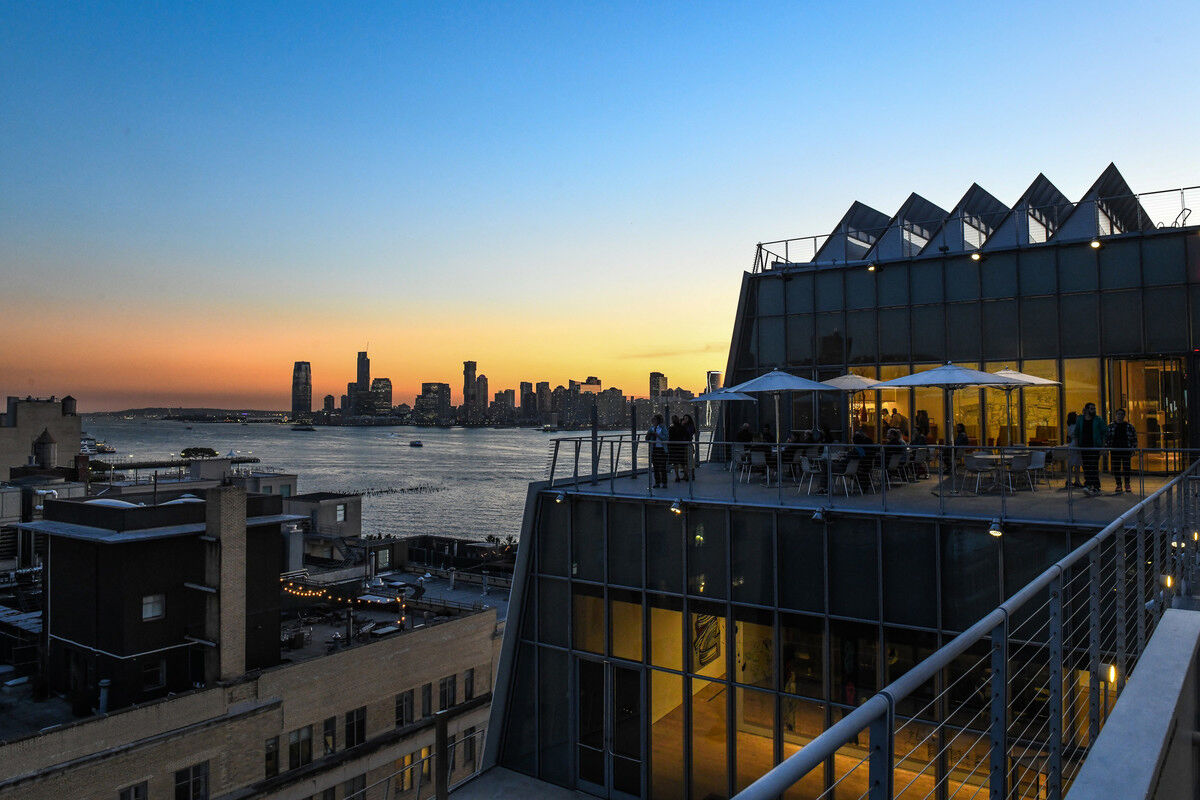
[500,495,1091,798]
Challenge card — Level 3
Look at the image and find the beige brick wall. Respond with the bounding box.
[0,609,498,800]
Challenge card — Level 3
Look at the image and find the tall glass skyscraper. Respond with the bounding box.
[290,361,311,417]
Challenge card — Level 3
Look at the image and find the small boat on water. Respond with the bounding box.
[291,425,317,432]
[96,441,116,454]
[409,441,423,447]
[80,434,98,456]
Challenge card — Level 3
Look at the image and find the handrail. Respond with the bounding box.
[732,458,1196,799]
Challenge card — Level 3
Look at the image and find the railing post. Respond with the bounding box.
[435,709,449,800]
[1116,526,1128,692]
[1136,507,1147,653]
[989,616,1009,800]
[1087,548,1101,746]
[573,440,581,485]
[1153,496,1164,624]
[549,441,560,488]
[1048,572,1064,800]
[867,703,894,800]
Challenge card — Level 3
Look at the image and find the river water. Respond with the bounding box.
[82,419,551,541]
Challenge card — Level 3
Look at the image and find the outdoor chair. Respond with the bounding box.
[745,449,772,484]
[730,443,748,474]
[796,456,824,495]
[1027,450,1049,489]
[912,447,930,479]
[833,457,861,496]
[883,453,907,489]
[959,454,998,494]
[1001,453,1034,493]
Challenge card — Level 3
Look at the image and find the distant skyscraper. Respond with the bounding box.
[501,389,516,408]
[536,381,551,413]
[323,394,335,413]
[519,381,535,416]
[581,376,602,394]
[356,351,370,392]
[463,361,477,409]
[370,377,393,410]
[416,382,452,420]
[650,372,668,398]
[291,361,312,416]
[475,374,489,415]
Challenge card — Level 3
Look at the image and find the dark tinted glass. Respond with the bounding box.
[945,257,980,301]
[786,273,814,313]
[828,519,878,620]
[815,271,844,312]
[1144,288,1187,352]
[733,606,775,689]
[688,508,727,599]
[845,268,876,310]
[910,260,943,304]
[1142,235,1186,285]
[781,613,824,699]
[538,648,571,783]
[1059,245,1098,292]
[500,643,538,772]
[731,509,774,606]
[737,317,757,369]
[647,504,683,593]
[1019,296,1058,358]
[758,277,785,315]
[910,305,945,363]
[1100,290,1141,354]
[1060,294,1099,356]
[608,502,642,588]
[980,253,1017,299]
[1018,248,1056,295]
[881,521,937,627]
[758,316,785,367]
[1002,526,1069,636]
[778,513,823,613]
[537,578,569,647]
[571,499,604,582]
[537,497,569,577]
[941,525,999,631]
[787,314,814,366]
[878,263,909,306]
[946,303,981,362]
[830,620,878,700]
[878,308,909,363]
[982,300,1018,361]
[816,313,845,365]
[1099,239,1142,290]
[845,310,876,365]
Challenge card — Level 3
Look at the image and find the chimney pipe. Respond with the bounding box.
[98,679,111,714]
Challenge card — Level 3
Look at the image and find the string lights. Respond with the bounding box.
[279,578,408,610]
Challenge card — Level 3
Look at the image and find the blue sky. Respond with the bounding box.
[2,1,1198,408]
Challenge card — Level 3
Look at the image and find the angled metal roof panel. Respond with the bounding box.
[1054,162,1154,241]
[981,174,1074,250]
[918,183,1010,256]
[811,201,891,264]
[862,193,950,262]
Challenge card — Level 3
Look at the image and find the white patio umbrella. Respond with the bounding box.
[991,368,1060,446]
[821,374,881,436]
[694,389,758,402]
[873,362,1025,447]
[727,369,835,444]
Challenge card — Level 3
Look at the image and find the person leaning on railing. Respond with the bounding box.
[1106,409,1137,494]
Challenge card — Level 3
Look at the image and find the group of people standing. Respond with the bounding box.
[645,413,699,488]
[1065,403,1137,495]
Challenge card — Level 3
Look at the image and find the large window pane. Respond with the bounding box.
[758,277,785,316]
[941,525,999,631]
[1100,290,1141,354]
[781,613,824,700]
[734,687,776,793]
[828,519,878,620]
[1144,288,1187,352]
[816,313,845,365]
[610,589,643,662]
[815,271,844,312]
[1099,239,1142,290]
[785,273,814,314]
[947,303,981,362]
[981,253,1017,298]
[913,364,945,445]
[845,310,877,365]
[878,262,909,306]
[882,521,937,628]
[786,314,814,367]
[500,643,538,773]
[884,628,938,719]
[910,305,945,363]
[1063,359,1102,427]
[845,268,876,310]
[1059,294,1099,357]
[650,670,685,799]
[1019,296,1059,359]
[733,606,774,690]
[731,509,774,606]
[1019,248,1057,295]
[878,308,909,363]
[1020,359,1061,446]
[781,705,829,799]
[981,300,1018,361]
[572,583,604,654]
[538,578,569,647]
[688,508,727,599]
[691,678,729,800]
[608,502,642,588]
[1142,235,1186,285]
[830,620,878,703]
[537,498,568,577]
[910,260,943,304]
[647,505,683,593]
[648,593,683,671]
[945,256,980,302]
[778,514,824,613]
[572,499,604,583]
[1059,244,1099,292]
[759,316,785,367]
[879,365,912,442]
[538,648,571,784]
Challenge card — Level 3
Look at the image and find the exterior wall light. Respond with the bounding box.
[1164,574,1173,589]
[1090,239,1102,249]
[867,263,876,272]
[555,491,566,504]
[811,509,825,523]
[970,252,982,261]
[1107,663,1117,684]
[670,499,683,514]
[988,518,1003,537]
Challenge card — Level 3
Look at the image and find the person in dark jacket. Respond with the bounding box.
[1074,403,1107,495]
[668,415,688,482]
[1106,408,1137,493]
[647,414,669,488]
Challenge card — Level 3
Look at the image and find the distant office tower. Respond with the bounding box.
[416,382,452,420]
[501,389,516,408]
[323,394,336,413]
[340,394,350,411]
[463,361,477,410]
[536,381,551,413]
[475,375,489,415]
[356,351,370,393]
[519,381,535,416]
[370,378,393,411]
[291,362,312,416]
[580,376,602,394]
[649,372,668,397]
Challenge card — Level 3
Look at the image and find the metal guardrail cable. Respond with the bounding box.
[892,654,992,736]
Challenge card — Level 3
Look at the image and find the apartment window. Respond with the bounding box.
[281,484,291,497]
[421,682,432,717]
[377,548,391,569]
[463,668,475,701]
[318,790,335,800]
[448,733,457,770]
[343,775,365,799]
[395,689,414,726]
[174,761,209,800]
[398,753,415,790]
[263,485,272,494]
[345,706,366,748]
[463,726,476,766]
[119,783,148,800]
[142,658,166,690]
[438,675,456,711]
[336,503,347,522]
[289,725,313,769]
[420,745,432,782]
[322,716,336,755]
[264,736,279,777]
[141,593,165,621]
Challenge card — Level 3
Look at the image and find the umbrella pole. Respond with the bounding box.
[774,392,781,445]
[1005,388,1014,448]
[946,387,958,495]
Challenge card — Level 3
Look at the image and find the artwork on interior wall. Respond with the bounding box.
[694,614,721,667]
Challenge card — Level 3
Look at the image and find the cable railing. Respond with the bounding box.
[751,186,1200,272]
[545,435,1199,525]
[343,719,487,800]
[728,460,1197,800]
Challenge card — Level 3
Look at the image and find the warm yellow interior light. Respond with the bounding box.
[1108,664,1117,684]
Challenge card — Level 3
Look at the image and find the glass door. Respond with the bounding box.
[1107,358,1187,472]
[577,658,644,799]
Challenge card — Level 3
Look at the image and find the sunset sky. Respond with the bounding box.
[3,2,1197,411]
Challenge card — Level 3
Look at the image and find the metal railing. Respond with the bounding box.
[751,186,1199,272]
[730,460,1198,800]
[546,435,1199,525]
[344,719,487,800]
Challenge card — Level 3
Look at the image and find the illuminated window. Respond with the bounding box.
[336,504,347,522]
[141,594,165,621]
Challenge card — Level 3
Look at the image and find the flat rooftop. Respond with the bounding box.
[556,461,1171,527]
[289,491,358,502]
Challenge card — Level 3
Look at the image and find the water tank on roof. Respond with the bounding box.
[61,396,77,415]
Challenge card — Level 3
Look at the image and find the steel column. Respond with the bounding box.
[867,703,894,800]
[989,618,1009,800]
[1115,528,1127,693]
[1136,508,1147,654]
[1048,572,1063,800]
[1087,548,1101,747]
